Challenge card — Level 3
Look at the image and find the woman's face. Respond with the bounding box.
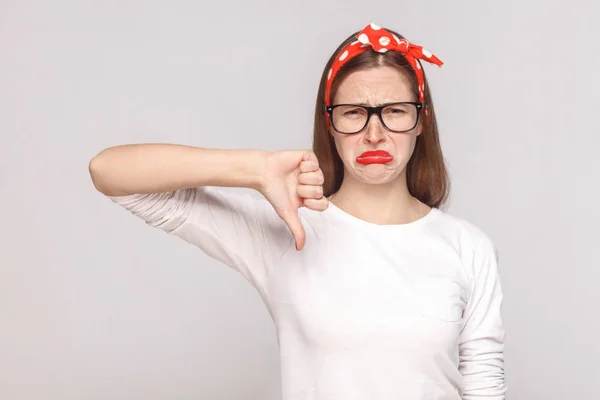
[330,66,422,186]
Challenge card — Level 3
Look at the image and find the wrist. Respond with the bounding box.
[242,149,269,193]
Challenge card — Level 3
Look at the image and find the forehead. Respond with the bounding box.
[333,66,414,105]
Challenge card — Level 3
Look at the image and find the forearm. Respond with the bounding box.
[89,144,267,196]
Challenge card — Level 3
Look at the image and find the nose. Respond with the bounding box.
[363,114,387,144]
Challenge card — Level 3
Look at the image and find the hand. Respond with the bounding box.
[259,150,329,250]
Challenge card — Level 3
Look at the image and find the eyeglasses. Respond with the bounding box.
[325,102,423,134]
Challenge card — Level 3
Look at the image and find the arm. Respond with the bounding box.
[89,144,294,297]
[459,234,507,399]
[106,186,293,295]
[88,143,267,196]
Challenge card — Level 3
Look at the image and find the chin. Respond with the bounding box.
[352,165,404,185]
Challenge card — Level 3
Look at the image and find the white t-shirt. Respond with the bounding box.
[109,186,506,400]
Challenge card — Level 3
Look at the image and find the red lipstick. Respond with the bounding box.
[356,150,393,165]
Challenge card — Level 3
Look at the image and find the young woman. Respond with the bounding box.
[89,23,506,400]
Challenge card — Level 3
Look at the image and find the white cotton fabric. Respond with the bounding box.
[109,186,506,400]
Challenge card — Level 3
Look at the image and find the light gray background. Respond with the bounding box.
[1,1,599,399]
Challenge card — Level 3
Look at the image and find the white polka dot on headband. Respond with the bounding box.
[325,23,443,105]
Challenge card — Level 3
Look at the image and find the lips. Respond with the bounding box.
[356,150,393,165]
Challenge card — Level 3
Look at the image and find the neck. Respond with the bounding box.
[330,175,429,225]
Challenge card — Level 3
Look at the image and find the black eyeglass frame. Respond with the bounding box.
[325,101,424,134]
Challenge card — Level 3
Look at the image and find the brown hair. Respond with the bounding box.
[312,28,451,209]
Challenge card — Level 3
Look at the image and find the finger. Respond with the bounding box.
[303,197,330,212]
[279,209,306,251]
[302,150,318,164]
[299,160,319,173]
[297,184,323,199]
[298,170,325,185]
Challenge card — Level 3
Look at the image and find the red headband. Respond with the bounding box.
[325,23,443,106]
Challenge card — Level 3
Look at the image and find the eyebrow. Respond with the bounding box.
[335,101,414,107]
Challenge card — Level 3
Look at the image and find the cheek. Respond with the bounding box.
[391,134,416,151]
[333,136,358,160]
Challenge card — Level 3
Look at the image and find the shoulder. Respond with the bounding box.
[429,208,495,249]
[428,209,500,281]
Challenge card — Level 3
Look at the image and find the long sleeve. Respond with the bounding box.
[458,233,507,399]
[108,186,295,296]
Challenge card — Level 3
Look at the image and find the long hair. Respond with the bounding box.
[312,28,451,209]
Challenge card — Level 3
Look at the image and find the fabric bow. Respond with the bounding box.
[325,23,443,106]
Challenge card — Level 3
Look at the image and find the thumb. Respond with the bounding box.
[279,209,306,251]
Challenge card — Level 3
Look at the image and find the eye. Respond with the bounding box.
[387,107,406,114]
[337,106,366,118]
[384,104,411,116]
[344,109,362,116]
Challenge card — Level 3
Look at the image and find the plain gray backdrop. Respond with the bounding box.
[1,0,599,399]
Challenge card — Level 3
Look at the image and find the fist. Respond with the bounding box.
[259,150,328,250]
